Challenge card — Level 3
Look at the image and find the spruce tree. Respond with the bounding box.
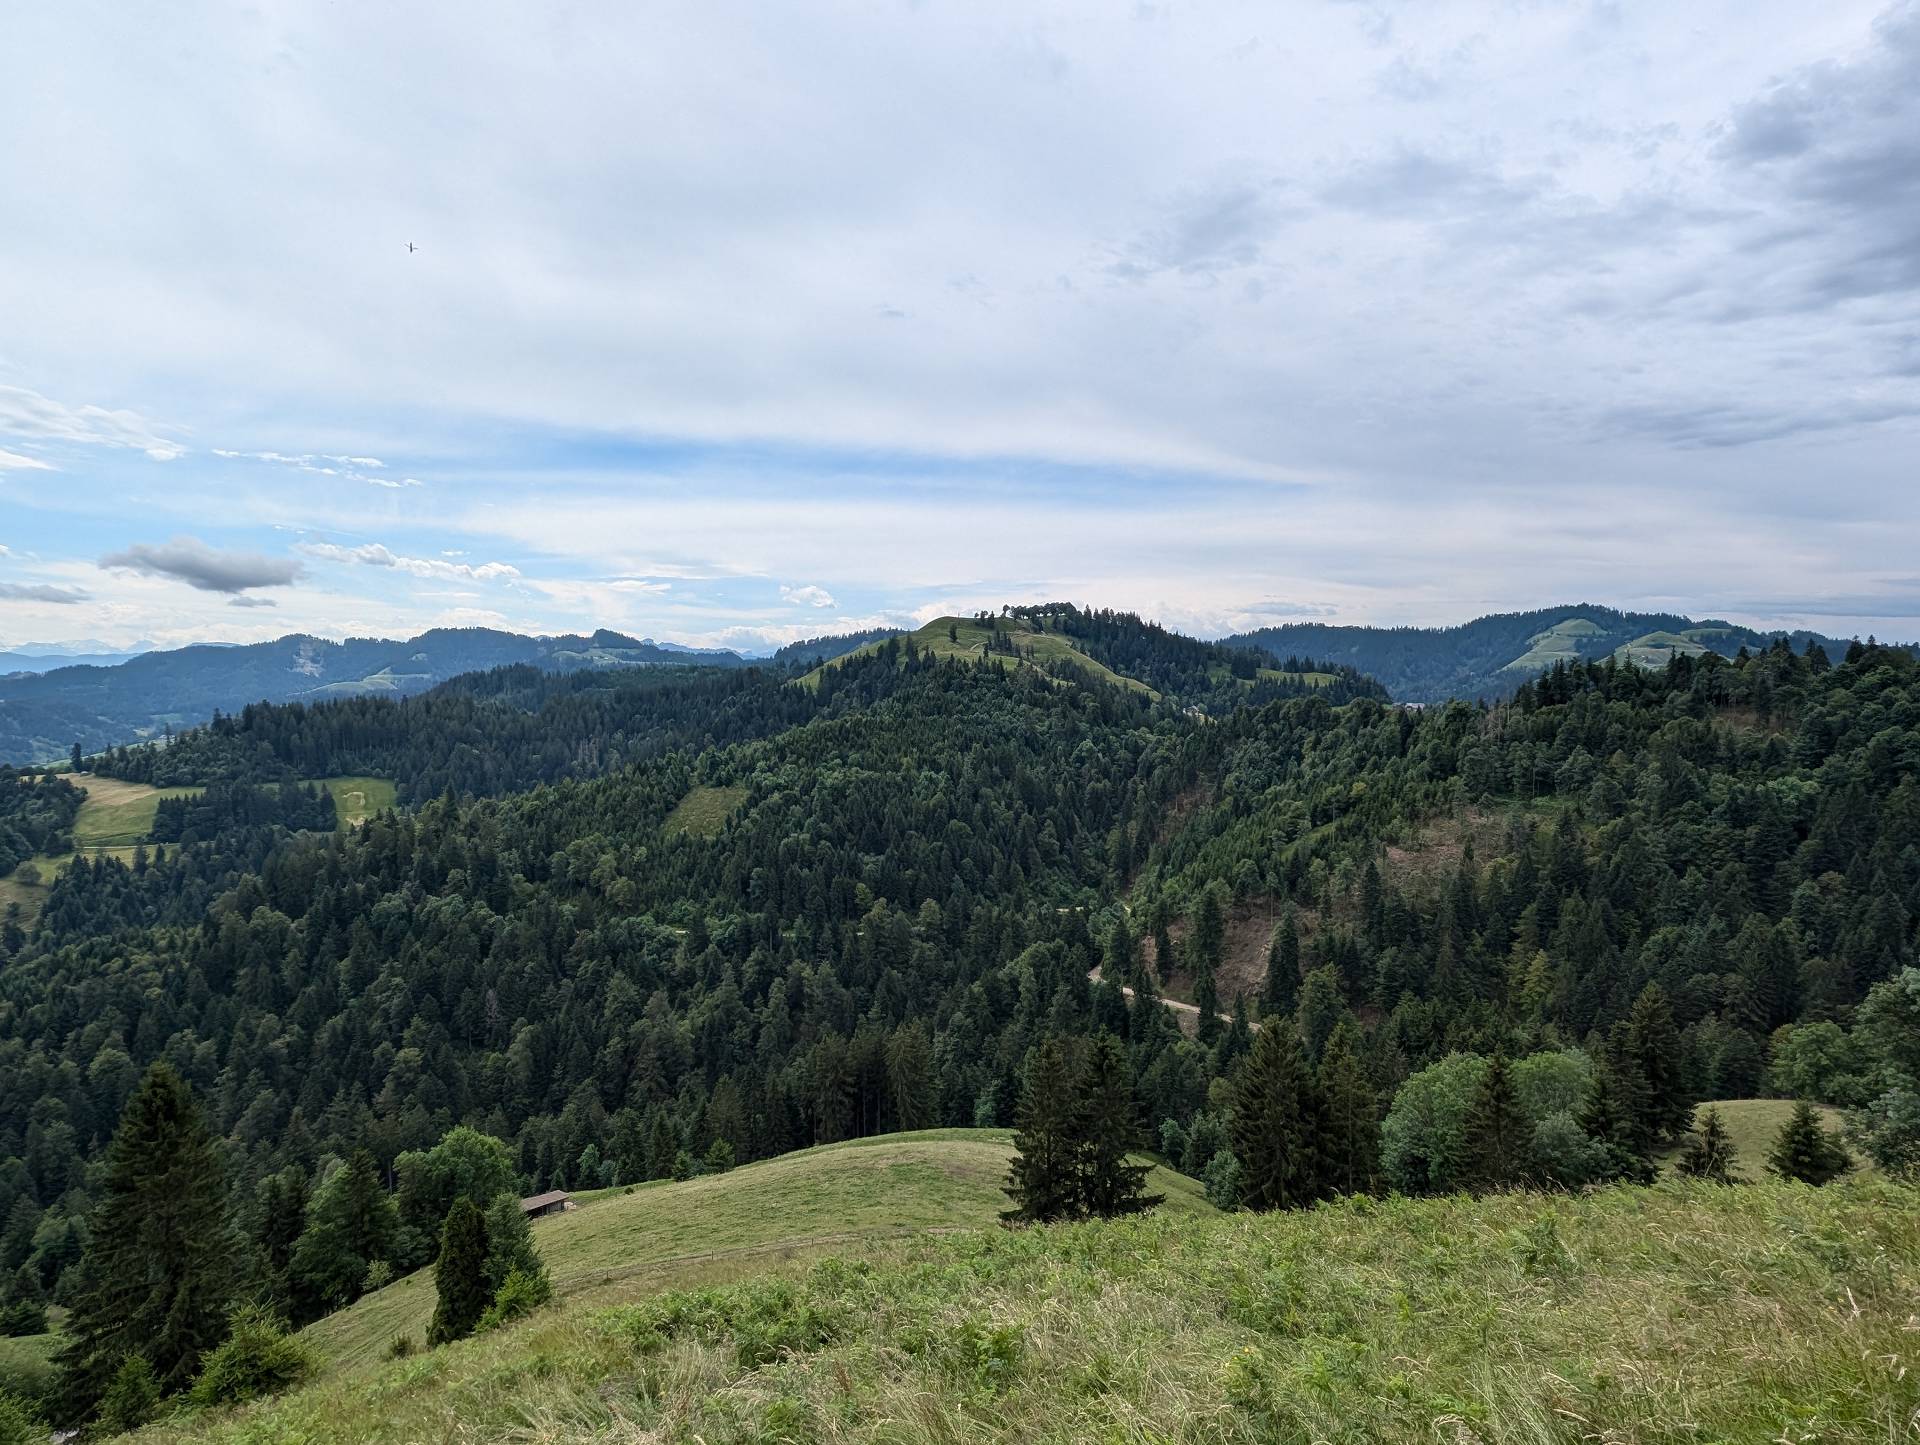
[1316,1020,1380,1195]
[57,1064,233,1414]
[1075,1033,1164,1219]
[1625,983,1689,1141]
[0,1264,46,1337]
[1262,909,1300,1019]
[427,1198,491,1346]
[1228,1019,1324,1211]
[288,1149,397,1318]
[1002,1039,1083,1223]
[1676,1106,1738,1184]
[1766,1100,1852,1185]
[1464,1053,1526,1190]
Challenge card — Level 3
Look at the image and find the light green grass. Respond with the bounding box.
[320,775,397,827]
[663,784,750,838]
[134,1177,1918,1445]
[1615,629,1715,669]
[1,774,385,922]
[801,616,1154,698]
[0,844,168,926]
[1659,1098,1869,1182]
[302,1130,1210,1374]
[0,1328,58,1409]
[68,773,201,847]
[1254,666,1336,687]
[1500,616,1609,674]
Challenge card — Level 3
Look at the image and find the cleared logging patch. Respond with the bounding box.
[664,785,749,837]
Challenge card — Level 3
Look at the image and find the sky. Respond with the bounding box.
[2,0,1917,653]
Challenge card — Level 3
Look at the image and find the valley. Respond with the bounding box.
[2,607,1916,1441]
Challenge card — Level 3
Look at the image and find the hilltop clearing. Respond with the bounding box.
[300,1129,1210,1373]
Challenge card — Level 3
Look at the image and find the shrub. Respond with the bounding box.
[188,1307,316,1408]
[477,1266,554,1333]
[362,1258,395,1293]
[98,1354,160,1434]
[384,1334,416,1360]
[1203,1149,1242,1210]
[0,1390,36,1445]
[1849,1088,1920,1180]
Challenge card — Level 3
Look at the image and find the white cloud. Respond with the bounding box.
[216,449,416,488]
[0,448,54,471]
[0,386,182,460]
[299,540,520,583]
[780,584,837,609]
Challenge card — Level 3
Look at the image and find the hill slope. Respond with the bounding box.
[0,627,750,765]
[302,1129,1212,1372]
[1226,604,1884,702]
[131,1178,1917,1444]
[805,605,1386,711]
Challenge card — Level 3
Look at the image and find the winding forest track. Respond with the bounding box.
[1086,966,1257,1030]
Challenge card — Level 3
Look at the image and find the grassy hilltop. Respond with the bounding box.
[300,1129,1210,1373]
[125,1171,1917,1445]
[800,614,1155,696]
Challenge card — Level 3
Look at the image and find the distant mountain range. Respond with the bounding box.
[1225,605,1891,703]
[0,643,158,675]
[0,627,750,764]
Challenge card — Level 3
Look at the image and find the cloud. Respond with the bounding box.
[1319,146,1541,221]
[0,581,90,603]
[100,536,305,593]
[214,449,418,487]
[780,583,837,609]
[1105,181,1290,281]
[1714,4,1920,316]
[227,595,279,608]
[0,385,183,460]
[0,448,54,471]
[299,540,520,582]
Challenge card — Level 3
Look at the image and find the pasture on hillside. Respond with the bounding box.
[302,1129,1211,1373]
[127,1178,1919,1445]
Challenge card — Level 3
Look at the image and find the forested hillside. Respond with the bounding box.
[1226,604,1882,702]
[3,618,1918,1429]
[0,626,752,766]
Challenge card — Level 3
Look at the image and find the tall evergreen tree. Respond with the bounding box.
[288,1149,398,1318]
[426,1198,491,1346]
[1463,1054,1526,1190]
[57,1064,233,1414]
[1676,1106,1738,1184]
[1316,1020,1380,1195]
[1262,909,1300,1019]
[1228,1019,1324,1210]
[480,1193,551,1307]
[1002,1039,1083,1223]
[1625,983,1689,1141]
[1075,1033,1164,1219]
[1766,1101,1851,1185]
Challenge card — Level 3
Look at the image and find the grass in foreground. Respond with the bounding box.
[133,1177,1917,1444]
[303,1129,1210,1373]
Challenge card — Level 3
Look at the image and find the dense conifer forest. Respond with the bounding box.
[3,613,1918,1426]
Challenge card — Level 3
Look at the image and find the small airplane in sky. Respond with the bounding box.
[407,242,419,253]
